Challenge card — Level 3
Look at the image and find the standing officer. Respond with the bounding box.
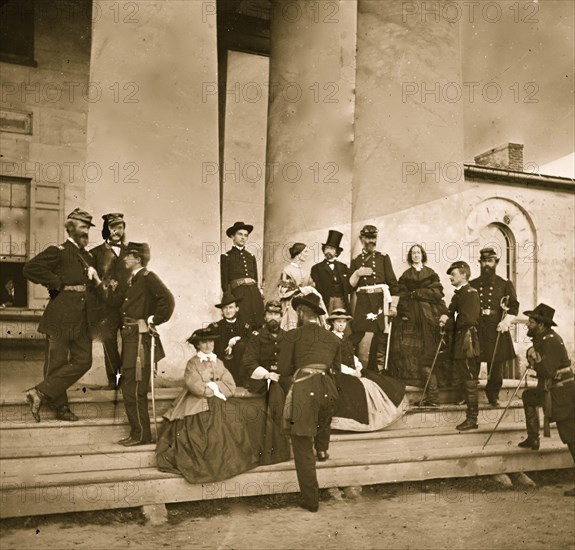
[440,261,481,431]
[310,230,351,314]
[278,293,341,512]
[90,213,130,389]
[470,247,519,406]
[221,221,265,329]
[349,225,399,371]
[24,208,98,422]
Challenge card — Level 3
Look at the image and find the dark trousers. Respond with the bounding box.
[38,322,92,408]
[350,329,388,372]
[453,357,480,421]
[485,360,504,399]
[121,326,152,441]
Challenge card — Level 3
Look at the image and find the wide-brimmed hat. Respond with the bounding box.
[67,208,95,227]
[322,230,344,254]
[447,260,470,275]
[215,290,242,308]
[292,293,326,316]
[326,308,352,321]
[102,212,125,227]
[523,303,557,326]
[187,326,220,346]
[226,221,254,238]
[479,247,499,262]
[359,225,378,238]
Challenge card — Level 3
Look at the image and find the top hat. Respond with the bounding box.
[479,247,499,262]
[67,208,95,227]
[326,308,352,321]
[127,242,150,257]
[102,212,125,226]
[523,303,557,326]
[187,325,220,346]
[447,260,470,275]
[322,230,344,254]
[215,290,242,308]
[265,300,282,314]
[226,221,254,238]
[359,225,378,238]
[292,293,326,316]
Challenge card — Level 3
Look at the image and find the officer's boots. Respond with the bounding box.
[420,368,440,408]
[456,380,479,431]
[518,406,540,450]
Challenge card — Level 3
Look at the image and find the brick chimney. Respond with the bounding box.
[474,143,524,171]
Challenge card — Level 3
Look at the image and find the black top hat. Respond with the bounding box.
[67,208,95,227]
[479,247,499,262]
[226,221,254,238]
[326,308,353,321]
[187,326,221,346]
[360,225,378,238]
[523,303,557,326]
[265,300,282,313]
[127,242,150,258]
[215,290,242,308]
[447,260,470,275]
[292,293,326,316]
[322,230,344,254]
[102,212,125,226]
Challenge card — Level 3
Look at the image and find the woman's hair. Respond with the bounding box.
[407,243,427,265]
[289,242,306,259]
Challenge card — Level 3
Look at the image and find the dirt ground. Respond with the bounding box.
[1,470,574,550]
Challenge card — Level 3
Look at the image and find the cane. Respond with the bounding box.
[149,328,158,441]
[419,327,446,407]
[482,366,531,449]
[487,295,509,381]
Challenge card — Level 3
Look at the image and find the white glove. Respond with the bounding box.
[206,381,227,401]
[353,356,363,370]
[439,314,449,327]
[497,314,516,333]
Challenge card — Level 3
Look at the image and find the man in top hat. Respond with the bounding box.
[212,290,253,385]
[519,304,575,496]
[221,221,265,329]
[90,213,131,389]
[470,247,519,406]
[440,261,481,431]
[278,293,341,512]
[23,208,99,422]
[349,225,399,371]
[310,230,351,314]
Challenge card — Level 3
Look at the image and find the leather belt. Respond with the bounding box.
[230,277,256,289]
[481,309,497,316]
[299,363,329,376]
[62,285,86,292]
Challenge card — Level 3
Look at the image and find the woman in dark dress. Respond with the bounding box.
[389,244,448,406]
[156,326,258,482]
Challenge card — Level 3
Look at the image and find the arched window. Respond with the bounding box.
[478,222,516,284]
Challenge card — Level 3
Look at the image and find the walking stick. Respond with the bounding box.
[419,327,446,407]
[383,318,393,372]
[482,366,531,449]
[149,329,158,441]
[487,295,509,381]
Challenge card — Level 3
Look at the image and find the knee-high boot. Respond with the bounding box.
[518,406,540,450]
[457,380,479,431]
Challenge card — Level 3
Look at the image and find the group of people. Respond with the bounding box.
[22,210,575,511]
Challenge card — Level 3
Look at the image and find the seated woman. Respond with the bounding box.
[156,326,258,483]
[328,309,406,432]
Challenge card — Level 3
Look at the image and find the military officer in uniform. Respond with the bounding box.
[221,221,265,329]
[310,230,351,314]
[90,212,130,389]
[278,293,341,512]
[24,208,99,422]
[440,261,481,431]
[349,225,399,371]
[212,290,253,386]
[470,247,519,406]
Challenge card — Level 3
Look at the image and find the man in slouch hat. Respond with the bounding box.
[24,208,99,422]
[311,230,351,314]
[349,225,399,371]
[221,221,265,329]
[470,247,519,406]
[90,212,131,389]
[278,293,341,512]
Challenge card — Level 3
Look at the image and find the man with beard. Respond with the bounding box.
[349,225,399,371]
[311,230,351,314]
[518,305,574,497]
[90,213,130,389]
[221,221,265,329]
[24,208,99,422]
[278,293,341,512]
[212,290,253,385]
[470,247,519,406]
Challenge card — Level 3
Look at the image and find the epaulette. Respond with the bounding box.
[467,286,478,293]
[543,334,554,340]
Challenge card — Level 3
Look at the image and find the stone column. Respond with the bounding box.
[86,1,220,379]
[263,0,357,296]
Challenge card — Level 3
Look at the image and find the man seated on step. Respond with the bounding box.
[519,303,575,497]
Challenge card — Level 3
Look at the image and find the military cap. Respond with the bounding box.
[226,221,254,238]
[479,247,499,262]
[102,212,125,226]
[126,242,151,260]
[447,260,470,275]
[523,303,557,327]
[265,300,282,314]
[67,208,95,227]
[360,225,378,238]
[215,290,242,308]
[187,325,221,346]
[326,308,353,321]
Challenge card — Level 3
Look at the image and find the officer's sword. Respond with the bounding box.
[149,327,159,441]
[487,295,509,381]
[419,327,446,407]
[482,366,531,449]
